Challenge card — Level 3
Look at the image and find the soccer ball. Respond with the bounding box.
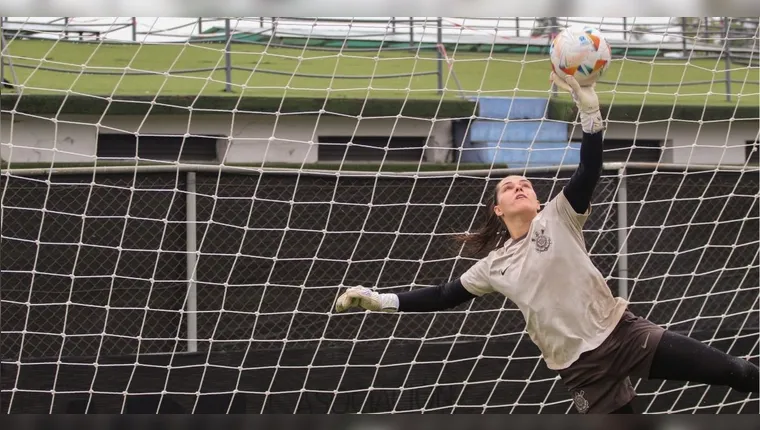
[550,26,612,87]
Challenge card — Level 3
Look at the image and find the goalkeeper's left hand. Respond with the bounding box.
[551,72,604,134]
[334,286,399,313]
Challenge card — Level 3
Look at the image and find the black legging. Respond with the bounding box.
[613,330,758,413]
[648,330,759,393]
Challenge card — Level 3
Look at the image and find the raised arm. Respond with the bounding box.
[334,279,476,314]
[551,72,604,215]
[563,131,603,214]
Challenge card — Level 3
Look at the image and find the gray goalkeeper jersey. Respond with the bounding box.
[460,191,629,370]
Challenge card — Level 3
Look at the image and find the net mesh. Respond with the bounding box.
[1,16,758,414]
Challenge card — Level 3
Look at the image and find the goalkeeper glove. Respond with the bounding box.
[334,286,399,313]
[551,72,604,134]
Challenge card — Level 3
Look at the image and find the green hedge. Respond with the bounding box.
[2,93,755,123]
[547,98,759,122]
[0,94,477,119]
[193,30,669,58]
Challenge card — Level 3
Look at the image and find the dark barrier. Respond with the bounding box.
[1,168,757,413]
[2,335,757,414]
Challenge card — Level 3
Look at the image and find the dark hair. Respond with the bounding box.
[453,183,509,258]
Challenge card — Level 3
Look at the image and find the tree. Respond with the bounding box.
[670,17,758,54]
[630,24,651,41]
[672,17,717,44]
[531,17,560,39]
[723,17,759,49]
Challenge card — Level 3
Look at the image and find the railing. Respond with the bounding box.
[2,17,759,48]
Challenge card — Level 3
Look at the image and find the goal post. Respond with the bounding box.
[0,17,758,415]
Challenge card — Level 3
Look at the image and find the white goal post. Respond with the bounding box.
[0,17,758,415]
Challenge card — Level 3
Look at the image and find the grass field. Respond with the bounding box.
[4,39,758,107]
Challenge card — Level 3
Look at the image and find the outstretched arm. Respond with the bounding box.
[335,244,490,314]
[397,279,477,312]
[550,72,604,215]
[334,279,476,313]
[563,131,603,214]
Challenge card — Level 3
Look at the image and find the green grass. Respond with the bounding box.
[4,39,758,107]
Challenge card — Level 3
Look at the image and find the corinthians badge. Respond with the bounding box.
[572,390,589,413]
[532,228,551,253]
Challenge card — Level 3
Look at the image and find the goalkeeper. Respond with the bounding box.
[334,73,760,414]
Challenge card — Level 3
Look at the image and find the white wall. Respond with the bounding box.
[0,113,453,164]
[2,111,755,166]
[571,119,758,165]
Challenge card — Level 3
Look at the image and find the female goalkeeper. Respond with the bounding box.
[334,74,759,414]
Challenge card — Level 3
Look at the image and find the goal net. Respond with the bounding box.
[1,17,758,414]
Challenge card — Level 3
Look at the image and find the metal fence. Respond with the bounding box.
[2,17,758,99]
[1,164,757,361]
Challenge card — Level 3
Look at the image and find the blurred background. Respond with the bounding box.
[2,16,759,49]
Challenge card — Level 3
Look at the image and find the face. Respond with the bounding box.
[493,175,540,219]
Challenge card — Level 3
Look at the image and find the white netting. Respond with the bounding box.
[0,17,758,414]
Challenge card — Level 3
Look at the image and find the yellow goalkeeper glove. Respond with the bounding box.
[551,72,604,134]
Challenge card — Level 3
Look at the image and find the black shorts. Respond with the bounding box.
[557,310,665,414]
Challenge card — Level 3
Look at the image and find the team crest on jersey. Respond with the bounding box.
[573,390,589,413]
[532,228,552,252]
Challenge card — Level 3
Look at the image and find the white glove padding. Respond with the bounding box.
[334,286,399,313]
[551,72,604,134]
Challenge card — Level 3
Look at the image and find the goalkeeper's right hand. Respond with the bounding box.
[334,286,399,313]
[550,72,604,134]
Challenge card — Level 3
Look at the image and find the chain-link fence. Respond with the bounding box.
[622,168,759,334]
[188,171,622,353]
[1,166,758,414]
[2,167,756,361]
[1,173,188,359]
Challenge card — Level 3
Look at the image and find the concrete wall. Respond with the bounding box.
[0,113,453,164]
[464,97,757,167]
[570,119,757,165]
[1,109,755,166]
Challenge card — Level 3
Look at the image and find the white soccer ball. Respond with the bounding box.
[550,26,612,87]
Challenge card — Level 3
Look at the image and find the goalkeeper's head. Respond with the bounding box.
[454,175,540,257]
[492,175,541,223]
